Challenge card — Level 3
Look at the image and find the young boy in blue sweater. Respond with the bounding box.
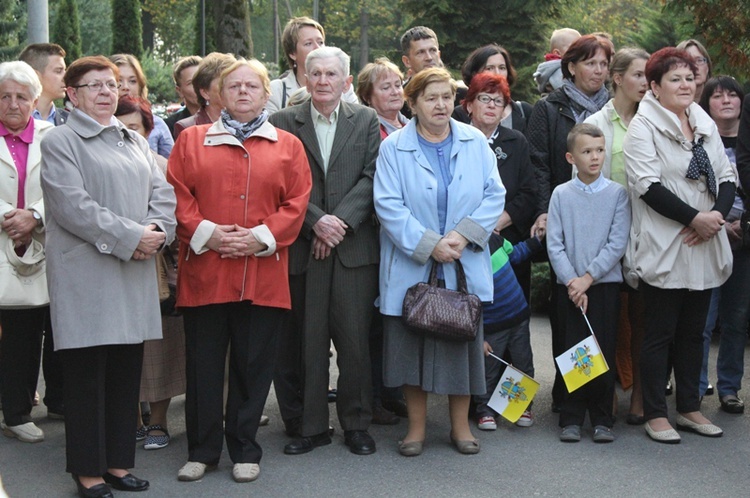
[474,233,543,431]
[547,123,631,443]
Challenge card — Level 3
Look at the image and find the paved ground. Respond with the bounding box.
[1,313,750,497]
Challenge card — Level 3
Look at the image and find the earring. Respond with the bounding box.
[654,93,659,100]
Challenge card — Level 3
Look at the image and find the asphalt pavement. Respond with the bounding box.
[1,313,750,497]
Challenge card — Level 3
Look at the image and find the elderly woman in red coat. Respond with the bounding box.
[167,59,311,484]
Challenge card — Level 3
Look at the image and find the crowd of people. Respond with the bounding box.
[0,14,748,497]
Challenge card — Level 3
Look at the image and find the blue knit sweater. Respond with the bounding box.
[483,234,543,333]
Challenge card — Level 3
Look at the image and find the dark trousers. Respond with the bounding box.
[556,283,619,428]
[42,311,64,413]
[300,257,377,437]
[0,307,46,426]
[549,267,566,407]
[60,343,144,476]
[273,274,305,426]
[640,282,711,420]
[183,302,282,464]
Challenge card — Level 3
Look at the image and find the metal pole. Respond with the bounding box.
[27,0,49,43]
[313,0,319,21]
[201,0,206,56]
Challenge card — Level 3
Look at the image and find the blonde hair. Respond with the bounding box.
[109,53,148,99]
[356,57,403,105]
[219,59,271,96]
[550,28,581,53]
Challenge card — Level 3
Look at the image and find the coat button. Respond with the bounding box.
[244,154,248,158]
[117,141,124,147]
[100,243,108,250]
[240,195,245,199]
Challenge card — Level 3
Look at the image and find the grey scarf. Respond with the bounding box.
[562,79,609,123]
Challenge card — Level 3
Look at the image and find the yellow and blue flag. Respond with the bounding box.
[555,335,609,393]
[487,363,539,423]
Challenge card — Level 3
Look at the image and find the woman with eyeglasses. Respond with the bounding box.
[452,44,533,134]
[41,56,176,497]
[676,39,712,102]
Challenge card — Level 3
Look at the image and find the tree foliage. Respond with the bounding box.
[0,0,26,61]
[142,0,195,62]
[664,0,750,80]
[52,0,82,64]
[401,0,556,102]
[111,0,143,57]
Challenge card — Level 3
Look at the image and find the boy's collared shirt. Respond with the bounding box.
[573,172,609,194]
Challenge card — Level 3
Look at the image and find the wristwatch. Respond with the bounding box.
[30,209,42,226]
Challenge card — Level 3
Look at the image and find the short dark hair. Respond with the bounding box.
[462,72,511,112]
[567,123,604,153]
[561,35,613,81]
[400,26,438,56]
[114,95,155,135]
[460,44,517,88]
[645,47,697,86]
[64,55,119,88]
[699,76,745,118]
[18,43,66,73]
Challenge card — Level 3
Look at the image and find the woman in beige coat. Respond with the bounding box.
[624,47,734,445]
[0,61,53,445]
[40,56,176,498]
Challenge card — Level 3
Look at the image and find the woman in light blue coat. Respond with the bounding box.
[374,68,504,457]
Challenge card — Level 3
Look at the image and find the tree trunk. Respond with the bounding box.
[214,0,252,58]
[141,5,154,53]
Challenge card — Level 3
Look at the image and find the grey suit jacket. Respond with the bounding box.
[269,98,381,275]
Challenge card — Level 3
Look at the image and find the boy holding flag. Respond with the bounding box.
[547,123,631,443]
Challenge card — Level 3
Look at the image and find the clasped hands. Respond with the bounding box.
[431,230,469,263]
[682,210,725,247]
[133,224,167,260]
[206,224,268,259]
[312,214,348,260]
[2,209,37,248]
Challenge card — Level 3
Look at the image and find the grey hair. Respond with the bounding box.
[305,46,350,78]
[0,61,42,100]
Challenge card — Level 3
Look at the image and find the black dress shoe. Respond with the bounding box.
[103,472,149,491]
[381,399,408,418]
[372,405,400,425]
[626,413,645,425]
[705,383,714,396]
[344,430,376,455]
[72,475,113,498]
[327,388,338,403]
[720,395,745,414]
[284,432,332,455]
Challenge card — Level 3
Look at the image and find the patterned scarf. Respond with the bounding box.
[686,137,717,198]
[221,109,269,142]
[562,79,610,123]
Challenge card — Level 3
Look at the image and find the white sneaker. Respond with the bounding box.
[516,410,534,427]
[1,421,44,443]
[232,463,260,483]
[178,461,214,481]
[477,416,497,431]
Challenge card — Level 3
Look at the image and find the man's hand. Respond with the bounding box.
[313,214,348,248]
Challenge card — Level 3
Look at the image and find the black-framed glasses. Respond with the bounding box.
[73,80,120,92]
[476,94,505,107]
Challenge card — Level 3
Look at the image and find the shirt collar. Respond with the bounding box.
[32,106,57,124]
[311,101,340,124]
[0,117,35,143]
[573,172,608,193]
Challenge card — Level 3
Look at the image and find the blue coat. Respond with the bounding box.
[374,118,505,315]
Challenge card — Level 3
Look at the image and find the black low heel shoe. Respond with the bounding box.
[103,472,150,492]
[72,475,114,498]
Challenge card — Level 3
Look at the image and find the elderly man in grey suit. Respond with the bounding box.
[269,46,381,456]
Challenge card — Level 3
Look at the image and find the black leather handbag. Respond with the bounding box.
[402,260,481,341]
